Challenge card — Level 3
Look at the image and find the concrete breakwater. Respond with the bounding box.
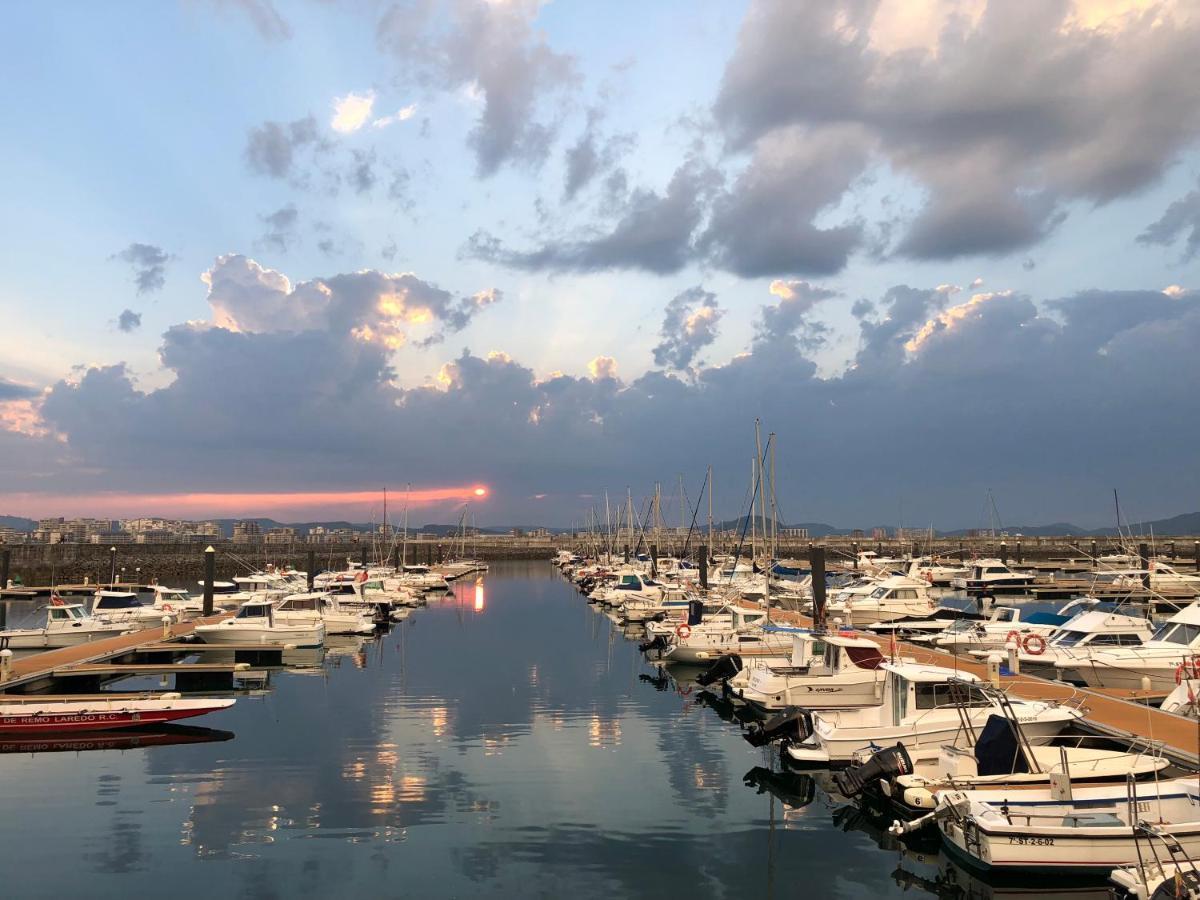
[3,533,1198,587]
[0,540,555,587]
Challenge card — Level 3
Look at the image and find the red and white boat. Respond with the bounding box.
[0,693,235,734]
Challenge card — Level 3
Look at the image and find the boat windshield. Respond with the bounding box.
[236,604,271,619]
[869,586,890,599]
[95,595,142,609]
[1051,630,1085,647]
[915,682,990,710]
[1152,621,1200,646]
[993,609,1016,623]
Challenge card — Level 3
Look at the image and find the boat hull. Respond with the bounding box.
[0,700,235,734]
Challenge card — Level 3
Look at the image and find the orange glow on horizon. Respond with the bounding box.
[0,485,490,519]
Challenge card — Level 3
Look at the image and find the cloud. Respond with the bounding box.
[0,377,38,402]
[257,204,299,252]
[116,309,142,333]
[650,287,723,372]
[349,149,377,194]
[702,125,867,277]
[1164,284,1192,299]
[9,251,1200,529]
[377,0,577,176]
[200,254,500,349]
[331,90,377,134]
[466,157,722,274]
[713,0,1200,260]
[1139,181,1200,260]
[562,109,635,201]
[372,104,418,129]
[587,355,619,381]
[112,243,171,294]
[244,116,320,179]
[207,0,291,41]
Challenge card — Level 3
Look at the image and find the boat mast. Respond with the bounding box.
[769,432,778,561]
[707,464,714,555]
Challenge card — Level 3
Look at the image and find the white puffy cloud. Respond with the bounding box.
[331,91,377,134]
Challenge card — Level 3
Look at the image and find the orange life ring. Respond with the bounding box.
[1176,659,1200,684]
[1005,629,1021,647]
[676,623,692,640]
[924,570,933,583]
[162,603,174,613]
[1022,633,1046,655]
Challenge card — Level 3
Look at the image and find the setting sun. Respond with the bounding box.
[473,487,488,497]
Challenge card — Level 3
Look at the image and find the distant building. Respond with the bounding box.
[232,521,263,544]
[779,527,809,539]
[850,529,865,539]
[264,527,297,545]
[871,527,888,541]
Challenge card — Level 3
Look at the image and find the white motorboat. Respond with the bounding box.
[738,633,901,711]
[1058,600,1200,691]
[90,590,168,626]
[855,551,908,577]
[1114,560,1200,592]
[837,711,1169,816]
[825,574,939,627]
[935,777,1200,877]
[385,565,451,592]
[950,559,1036,594]
[649,607,793,664]
[926,603,1077,654]
[150,585,213,620]
[276,592,375,635]
[779,663,1082,766]
[0,603,131,649]
[989,606,1155,677]
[194,598,325,648]
[595,569,663,607]
[906,557,969,587]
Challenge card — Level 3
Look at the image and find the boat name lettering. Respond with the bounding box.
[1009,836,1054,846]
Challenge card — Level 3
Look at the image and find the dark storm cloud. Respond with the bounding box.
[244,116,320,179]
[465,158,722,274]
[257,204,299,252]
[1139,182,1200,260]
[112,243,171,294]
[12,257,1200,528]
[377,0,577,176]
[116,309,142,333]
[651,287,723,371]
[711,0,1200,260]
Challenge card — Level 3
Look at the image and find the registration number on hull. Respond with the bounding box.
[1009,836,1055,846]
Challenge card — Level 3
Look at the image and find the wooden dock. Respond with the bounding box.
[0,583,159,600]
[757,604,1200,767]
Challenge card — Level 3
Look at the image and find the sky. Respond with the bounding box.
[1,0,1199,529]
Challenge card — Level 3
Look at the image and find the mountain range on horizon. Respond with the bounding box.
[5,512,1200,539]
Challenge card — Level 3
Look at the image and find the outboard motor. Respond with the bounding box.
[697,653,743,687]
[638,634,669,654]
[687,598,704,627]
[832,743,913,798]
[743,709,811,747]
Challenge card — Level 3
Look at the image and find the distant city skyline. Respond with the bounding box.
[2,1,1198,528]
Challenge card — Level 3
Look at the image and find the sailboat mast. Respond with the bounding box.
[769,432,778,559]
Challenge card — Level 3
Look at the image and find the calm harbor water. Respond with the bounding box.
[0,562,1107,899]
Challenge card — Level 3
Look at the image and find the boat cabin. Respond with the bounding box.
[884,664,985,725]
[1042,609,1152,650]
[823,634,888,672]
[1146,601,1200,649]
[92,591,143,613]
[234,600,276,624]
[46,604,91,628]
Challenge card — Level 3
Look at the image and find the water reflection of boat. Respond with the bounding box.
[892,845,1114,899]
[742,767,816,809]
[0,724,234,755]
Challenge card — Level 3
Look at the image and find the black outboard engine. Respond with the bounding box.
[687,598,704,627]
[743,709,811,747]
[638,634,669,654]
[696,653,743,687]
[832,743,913,797]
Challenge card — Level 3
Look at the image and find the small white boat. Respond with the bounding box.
[194,598,325,648]
[276,592,375,635]
[0,603,131,649]
[906,557,968,587]
[738,633,900,711]
[935,777,1200,877]
[993,606,1155,677]
[928,603,1077,654]
[89,590,169,626]
[1059,600,1200,691]
[950,559,1036,594]
[825,574,939,627]
[779,663,1082,766]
